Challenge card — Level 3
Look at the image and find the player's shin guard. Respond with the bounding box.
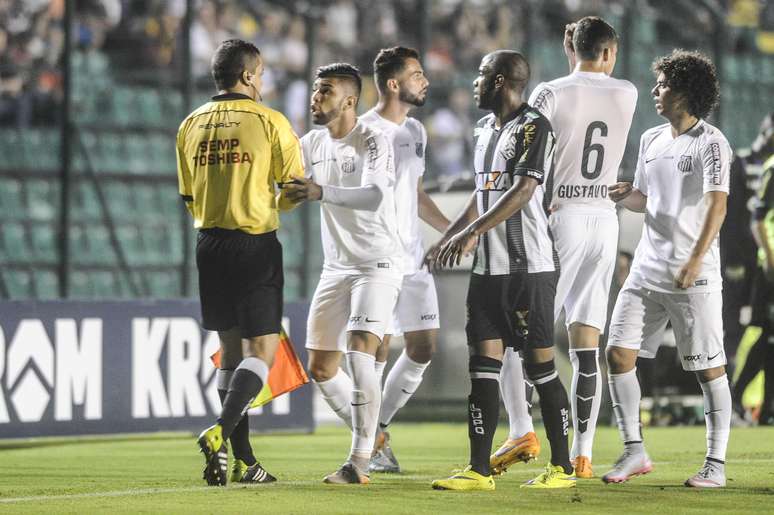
[700,374,731,464]
[217,369,255,465]
[526,359,572,474]
[500,348,534,439]
[379,350,429,428]
[569,348,601,460]
[468,355,502,476]
[218,357,268,440]
[314,368,354,428]
[346,351,381,472]
[608,367,643,445]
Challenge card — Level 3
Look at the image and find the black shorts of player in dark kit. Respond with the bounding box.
[196,228,283,338]
[465,271,557,349]
[750,265,774,329]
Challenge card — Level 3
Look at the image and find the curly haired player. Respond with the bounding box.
[604,50,732,488]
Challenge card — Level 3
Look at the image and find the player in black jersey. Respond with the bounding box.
[428,50,575,491]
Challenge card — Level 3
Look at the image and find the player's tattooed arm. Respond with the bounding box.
[675,190,728,289]
[609,182,647,212]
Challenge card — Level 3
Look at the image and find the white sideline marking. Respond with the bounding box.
[3,457,774,504]
[0,482,315,504]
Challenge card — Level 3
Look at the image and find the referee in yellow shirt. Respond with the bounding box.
[176,39,303,486]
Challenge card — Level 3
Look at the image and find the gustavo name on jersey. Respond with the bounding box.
[556,183,607,199]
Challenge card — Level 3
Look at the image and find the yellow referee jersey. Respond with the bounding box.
[176,93,303,234]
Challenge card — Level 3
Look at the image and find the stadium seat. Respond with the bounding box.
[1,222,30,261]
[73,183,102,221]
[116,224,142,263]
[69,270,93,298]
[2,269,33,299]
[146,270,179,298]
[93,270,118,297]
[0,130,24,169]
[35,270,59,299]
[0,178,24,219]
[125,134,148,174]
[134,185,160,221]
[30,224,57,263]
[137,88,164,127]
[26,180,58,221]
[86,226,117,265]
[98,133,126,173]
[103,182,134,219]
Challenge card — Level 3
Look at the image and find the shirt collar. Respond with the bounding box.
[211,92,254,102]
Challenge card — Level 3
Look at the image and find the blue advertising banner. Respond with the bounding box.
[0,300,313,438]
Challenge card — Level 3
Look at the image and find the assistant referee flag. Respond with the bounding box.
[210,328,309,408]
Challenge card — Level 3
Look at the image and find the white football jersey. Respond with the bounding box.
[628,120,732,293]
[360,109,427,274]
[300,120,401,274]
[528,71,637,212]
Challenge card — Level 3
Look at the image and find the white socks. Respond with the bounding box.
[700,374,731,463]
[569,348,602,459]
[379,350,429,427]
[374,360,387,384]
[346,351,382,469]
[314,368,353,429]
[500,348,534,439]
[608,367,642,444]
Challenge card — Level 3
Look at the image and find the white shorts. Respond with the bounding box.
[390,268,440,336]
[607,283,726,371]
[305,272,401,352]
[550,209,618,330]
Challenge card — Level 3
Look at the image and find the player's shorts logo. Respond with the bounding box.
[677,155,692,173]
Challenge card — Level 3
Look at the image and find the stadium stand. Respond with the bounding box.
[0,0,771,302]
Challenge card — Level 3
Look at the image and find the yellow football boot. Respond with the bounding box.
[431,466,495,491]
[520,464,577,489]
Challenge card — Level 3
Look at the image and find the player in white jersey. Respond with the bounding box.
[284,63,401,485]
[602,50,732,488]
[360,47,450,473]
[493,16,637,479]
[429,50,576,491]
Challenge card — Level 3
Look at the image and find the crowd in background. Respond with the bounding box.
[2,0,733,181]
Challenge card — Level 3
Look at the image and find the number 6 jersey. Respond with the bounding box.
[528,71,637,213]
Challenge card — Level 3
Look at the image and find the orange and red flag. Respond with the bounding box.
[210,328,309,408]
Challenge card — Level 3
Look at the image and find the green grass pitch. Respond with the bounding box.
[1,423,773,514]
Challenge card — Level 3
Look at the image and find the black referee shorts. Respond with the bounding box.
[465,271,557,350]
[196,228,283,338]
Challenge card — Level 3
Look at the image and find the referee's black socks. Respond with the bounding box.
[217,368,256,465]
[218,357,269,440]
[468,355,502,476]
[526,359,573,475]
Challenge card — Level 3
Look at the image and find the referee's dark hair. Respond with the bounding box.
[652,49,719,120]
[373,46,420,93]
[573,16,618,61]
[316,63,362,103]
[211,39,261,90]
